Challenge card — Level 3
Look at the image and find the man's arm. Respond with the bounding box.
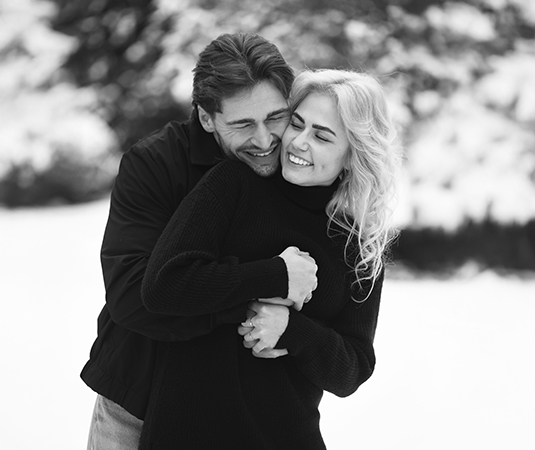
[100,143,247,342]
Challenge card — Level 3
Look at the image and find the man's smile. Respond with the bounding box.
[244,147,277,157]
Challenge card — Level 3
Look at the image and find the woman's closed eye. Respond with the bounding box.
[290,120,303,130]
[315,133,331,143]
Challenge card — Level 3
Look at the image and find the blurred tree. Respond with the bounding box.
[4,0,535,269]
[394,2,535,231]
[0,0,119,207]
[97,0,533,230]
[51,0,187,150]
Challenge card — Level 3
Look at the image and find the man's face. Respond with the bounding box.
[199,81,290,177]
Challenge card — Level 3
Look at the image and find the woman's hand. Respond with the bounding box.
[237,300,290,355]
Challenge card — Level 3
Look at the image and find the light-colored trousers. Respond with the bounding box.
[87,394,143,450]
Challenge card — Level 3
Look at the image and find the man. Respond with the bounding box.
[83,32,317,449]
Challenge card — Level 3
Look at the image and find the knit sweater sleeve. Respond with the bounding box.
[141,162,289,316]
[277,271,383,398]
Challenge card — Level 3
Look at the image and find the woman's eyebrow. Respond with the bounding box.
[313,124,336,136]
[293,112,305,123]
[294,112,336,136]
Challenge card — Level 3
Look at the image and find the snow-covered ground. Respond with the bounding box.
[1,198,534,450]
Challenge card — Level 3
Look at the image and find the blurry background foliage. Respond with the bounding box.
[1,0,534,272]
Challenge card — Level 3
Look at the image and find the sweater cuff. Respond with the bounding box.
[237,256,288,300]
[213,303,249,327]
[275,308,312,354]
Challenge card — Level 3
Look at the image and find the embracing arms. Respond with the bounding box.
[140,164,317,318]
[103,148,316,341]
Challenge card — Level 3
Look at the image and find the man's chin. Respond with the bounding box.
[241,152,280,177]
[251,162,278,177]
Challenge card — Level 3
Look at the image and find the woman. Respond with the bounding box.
[139,69,401,449]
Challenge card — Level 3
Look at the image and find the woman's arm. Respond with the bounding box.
[244,272,383,397]
[279,272,383,397]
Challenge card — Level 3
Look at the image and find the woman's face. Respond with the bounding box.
[281,92,350,187]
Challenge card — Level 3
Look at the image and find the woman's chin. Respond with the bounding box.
[282,166,308,186]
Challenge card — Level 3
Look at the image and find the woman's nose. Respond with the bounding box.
[292,132,309,152]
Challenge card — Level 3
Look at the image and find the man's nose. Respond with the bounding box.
[251,124,272,150]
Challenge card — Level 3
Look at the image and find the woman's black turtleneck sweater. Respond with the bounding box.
[139,160,382,450]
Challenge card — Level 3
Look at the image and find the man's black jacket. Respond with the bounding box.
[80,114,248,419]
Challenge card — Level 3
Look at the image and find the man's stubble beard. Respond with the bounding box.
[213,130,280,178]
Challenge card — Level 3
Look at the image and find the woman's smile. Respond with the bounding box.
[287,152,313,166]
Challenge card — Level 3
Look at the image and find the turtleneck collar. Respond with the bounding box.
[271,167,340,213]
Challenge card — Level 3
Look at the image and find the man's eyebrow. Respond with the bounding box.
[293,112,337,137]
[225,118,255,126]
[266,107,290,119]
[226,108,290,126]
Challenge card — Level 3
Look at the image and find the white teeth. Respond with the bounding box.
[288,153,312,166]
[246,148,274,157]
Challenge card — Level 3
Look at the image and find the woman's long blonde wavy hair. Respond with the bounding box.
[288,69,402,300]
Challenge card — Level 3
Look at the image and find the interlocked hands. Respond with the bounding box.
[237,247,317,359]
[237,300,290,358]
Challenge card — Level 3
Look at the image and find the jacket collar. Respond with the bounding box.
[187,110,225,166]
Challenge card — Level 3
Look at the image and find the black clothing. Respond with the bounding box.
[80,115,248,419]
[139,160,382,449]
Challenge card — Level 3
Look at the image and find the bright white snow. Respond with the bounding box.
[1,198,534,449]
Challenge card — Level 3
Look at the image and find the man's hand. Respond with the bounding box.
[278,246,317,311]
[237,301,290,356]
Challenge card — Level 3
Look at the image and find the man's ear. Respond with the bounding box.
[198,106,215,133]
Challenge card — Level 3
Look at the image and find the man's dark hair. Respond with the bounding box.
[192,33,294,115]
